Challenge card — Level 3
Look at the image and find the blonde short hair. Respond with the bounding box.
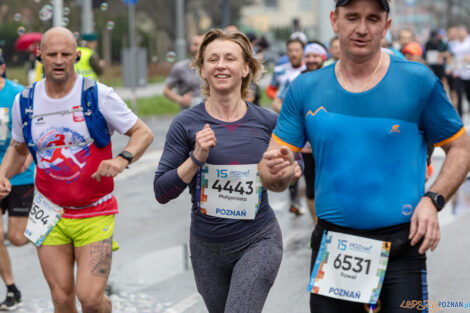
[191,29,263,100]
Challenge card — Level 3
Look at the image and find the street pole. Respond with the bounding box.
[128,3,137,111]
[52,0,63,27]
[175,0,186,62]
[81,0,94,34]
[446,0,453,28]
[222,0,231,27]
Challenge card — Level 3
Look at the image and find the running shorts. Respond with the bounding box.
[0,184,34,217]
[42,214,119,250]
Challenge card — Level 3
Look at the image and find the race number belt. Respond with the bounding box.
[24,190,63,247]
[197,163,262,220]
[307,231,391,304]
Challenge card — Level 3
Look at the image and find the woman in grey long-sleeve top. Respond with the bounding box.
[154,29,301,313]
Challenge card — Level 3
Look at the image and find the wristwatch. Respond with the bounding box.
[424,191,445,212]
[118,151,134,168]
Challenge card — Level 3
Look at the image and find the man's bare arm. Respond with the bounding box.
[91,118,154,181]
[0,140,30,199]
[429,133,470,199]
[409,133,470,254]
[163,85,192,109]
[0,140,30,180]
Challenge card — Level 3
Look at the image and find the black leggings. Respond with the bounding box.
[190,219,283,313]
[302,152,315,200]
[309,219,427,313]
[454,78,470,117]
[289,153,315,201]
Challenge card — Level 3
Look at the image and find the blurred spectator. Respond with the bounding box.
[276,32,307,66]
[164,34,204,110]
[450,26,470,117]
[402,42,425,63]
[424,30,451,83]
[446,26,459,107]
[381,31,405,59]
[323,36,340,67]
[267,37,305,103]
[399,29,415,50]
[76,33,105,81]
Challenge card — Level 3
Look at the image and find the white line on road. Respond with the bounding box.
[163,293,203,313]
[115,149,163,181]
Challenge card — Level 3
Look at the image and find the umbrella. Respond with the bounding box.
[15,32,42,51]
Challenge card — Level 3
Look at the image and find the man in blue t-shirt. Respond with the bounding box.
[259,0,470,312]
[0,55,35,310]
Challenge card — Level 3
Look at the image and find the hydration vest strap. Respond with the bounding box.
[19,82,38,164]
[81,77,110,148]
[18,78,110,166]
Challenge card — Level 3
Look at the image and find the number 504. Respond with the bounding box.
[30,205,50,225]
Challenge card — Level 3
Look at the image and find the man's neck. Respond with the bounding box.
[0,78,5,91]
[340,51,382,78]
[45,74,78,99]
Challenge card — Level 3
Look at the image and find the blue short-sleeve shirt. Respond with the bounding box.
[273,55,464,229]
[0,79,34,186]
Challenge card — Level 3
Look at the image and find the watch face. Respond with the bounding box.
[120,151,133,162]
[436,195,445,209]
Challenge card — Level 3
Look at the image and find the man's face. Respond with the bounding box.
[457,27,468,41]
[40,31,77,84]
[190,35,203,57]
[447,27,457,41]
[287,41,304,68]
[399,29,414,48]
[330,39,340,60]
[331,0,390,61]
[305,53,324,71]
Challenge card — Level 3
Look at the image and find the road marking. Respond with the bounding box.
[163,293,203,313]
[283,229,311,248]
[115,149,163,181]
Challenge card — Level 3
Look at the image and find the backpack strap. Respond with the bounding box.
[19,82,38,164]
[81,77,110,148]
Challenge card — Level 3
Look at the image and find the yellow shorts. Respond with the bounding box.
[42,214,119,250]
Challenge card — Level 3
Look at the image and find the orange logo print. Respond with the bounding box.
[389,125,400,133]
[306,106,327,118]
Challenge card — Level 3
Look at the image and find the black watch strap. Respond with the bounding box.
[189,151,205,167]
[424,191,445,212]
[118,151,133,168]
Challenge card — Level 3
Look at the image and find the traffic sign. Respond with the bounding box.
[122,0,138,5]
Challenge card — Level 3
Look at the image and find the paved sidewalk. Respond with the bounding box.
[114,83,165,101]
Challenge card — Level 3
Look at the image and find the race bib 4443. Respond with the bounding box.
[308,231,391,305]
[197,164,262,220]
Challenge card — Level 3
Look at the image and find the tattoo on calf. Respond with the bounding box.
[89,237,113,277]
